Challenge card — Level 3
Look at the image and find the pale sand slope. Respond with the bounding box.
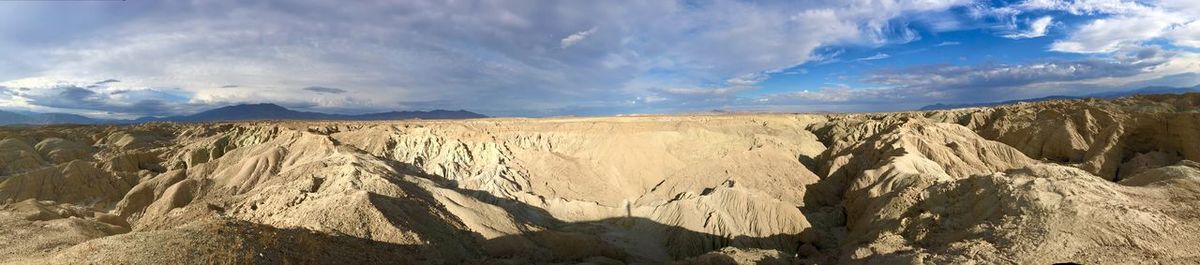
[0,94,1198,264]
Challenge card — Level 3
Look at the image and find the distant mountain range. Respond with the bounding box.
[150,103,487,122]
[919,85,1200,111]
[6,85,1195,125]
[0,111,123,125]
[0,103,487,125]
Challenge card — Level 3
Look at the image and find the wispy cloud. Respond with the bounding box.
[869,60,1163,92]
[1051,12,1182,53]
[6,85,195,116]
[863,47,1179,100]
[560,27,597,48]
[94,79,121,85]
[303,86,347,94]
[1003,16,1054,39]
[1166,21,1200,48]
[746,53,1200,111]
[856,53,891,61]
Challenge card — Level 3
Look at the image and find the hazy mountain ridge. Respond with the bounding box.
[919,95,1079,111]
[0,103,487,125]
[920,85,1200,111]
[0,110,120,125]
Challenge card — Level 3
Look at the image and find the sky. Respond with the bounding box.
[1,0,1199,118]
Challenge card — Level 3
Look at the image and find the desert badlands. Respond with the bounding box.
[1,94,1199,264]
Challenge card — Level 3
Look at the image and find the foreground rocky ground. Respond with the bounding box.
[1,94,1199,264]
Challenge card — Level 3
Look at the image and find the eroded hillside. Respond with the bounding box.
[1,94,1199,264]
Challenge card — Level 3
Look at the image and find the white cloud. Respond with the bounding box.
[725,72,773,87]
[560,27,597,48]
[1166,21,1200,48]
[1028,0,1198,53]
[657,86,748,97]
[1003,16,1054,39]
[756,85,859,103]
[1015,0,1152,15]
[1050,13,1179,53]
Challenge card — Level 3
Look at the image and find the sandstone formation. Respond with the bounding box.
[1,94,1199,264]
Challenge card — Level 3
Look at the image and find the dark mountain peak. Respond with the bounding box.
[174,103,315,122]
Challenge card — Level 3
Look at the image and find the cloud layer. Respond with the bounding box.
[0,0,1197,117]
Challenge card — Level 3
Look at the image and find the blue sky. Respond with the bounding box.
[1,0,1198,118]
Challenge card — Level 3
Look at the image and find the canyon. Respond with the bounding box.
[1,94,1199,264]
